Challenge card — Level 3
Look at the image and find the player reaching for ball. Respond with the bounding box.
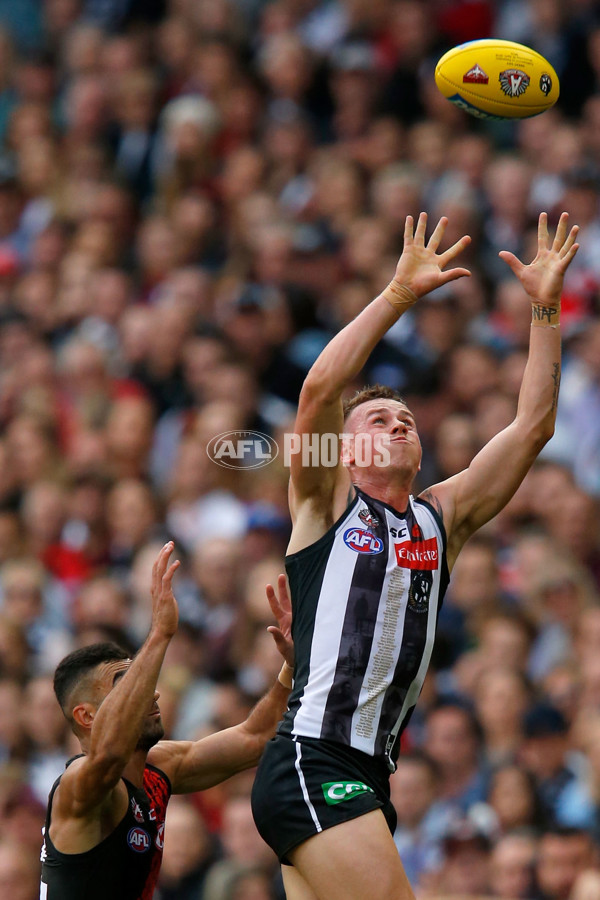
[251,212,579,900]
[40,542,294,900]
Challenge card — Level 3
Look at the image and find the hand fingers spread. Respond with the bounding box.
[559,225,579,257]
[414,212,428,245]
[155,542,173,580]
[266,585,280,617]
[552,211,569,251]
[277,573,289,604]
[498,250,524,276]
[438,234,471,267]
[163,558,180,584]
[558,242,579,269]
[538,212,549,250]
[427,217,447,252]
[439,267,471,285]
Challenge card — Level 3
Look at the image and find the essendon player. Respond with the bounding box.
[41,542,293,900]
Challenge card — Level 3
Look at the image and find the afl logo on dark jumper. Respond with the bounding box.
[127,827,151,853]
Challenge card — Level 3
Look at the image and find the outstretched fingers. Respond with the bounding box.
[557,240,580,272]
[414,211,428,245]
[538,211,550,250]
[404,215,414,246]
[498,249,525,277]
[438,234,471,268]
[426,216,448,252]
[163,558,180,588]
[559,224,579,258]
[551,211,570,252]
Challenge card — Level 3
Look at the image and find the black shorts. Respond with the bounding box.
[251,733,396,865]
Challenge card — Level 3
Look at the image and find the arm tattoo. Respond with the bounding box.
[551,362,561,412]
[420,489,444,520]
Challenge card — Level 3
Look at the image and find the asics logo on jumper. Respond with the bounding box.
[322,781,375,805]
[394,537,438,569]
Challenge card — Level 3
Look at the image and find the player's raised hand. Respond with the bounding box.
[266,574,294,667]
[393,213,471,298]
[499,212,579,307]
[150,542,180,639]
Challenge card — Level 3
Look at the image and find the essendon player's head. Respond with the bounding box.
[54,642,129,727]
[53,642,165,750]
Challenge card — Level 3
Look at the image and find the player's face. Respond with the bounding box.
[344,399,422,476]
[97,660,164,750]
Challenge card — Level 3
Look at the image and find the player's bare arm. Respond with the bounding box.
[290,213,471,551]
[151,575,294,793]
[51,543,180,848]
[421,212,579,569]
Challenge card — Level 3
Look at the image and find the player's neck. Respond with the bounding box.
[122,751,149,788]
[352,470,412,513]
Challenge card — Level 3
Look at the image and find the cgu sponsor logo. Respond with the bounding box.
[343,528,383,554]
[127,827,151,853]
[322,781,375,805]
[394,537,438,570]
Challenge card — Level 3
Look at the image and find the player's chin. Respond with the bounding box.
[136,719,165,751]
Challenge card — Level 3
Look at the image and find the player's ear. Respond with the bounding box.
[72,703,95,730]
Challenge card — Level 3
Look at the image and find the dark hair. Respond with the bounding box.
[343,384,406,421]
[396,749,441,783]
[53,642,130,713]
[428,696,485,745]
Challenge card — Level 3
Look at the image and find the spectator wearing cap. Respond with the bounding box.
[519,701,586,829]
[424,810,495,898]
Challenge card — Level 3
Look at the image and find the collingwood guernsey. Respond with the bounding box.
[280,487,449,769]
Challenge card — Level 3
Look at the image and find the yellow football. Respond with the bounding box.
[435,39,559,119]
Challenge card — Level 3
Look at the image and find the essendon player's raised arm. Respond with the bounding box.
[251,212,579,900]
[40,544,294,900]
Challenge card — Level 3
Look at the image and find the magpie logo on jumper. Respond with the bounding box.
[322,781,375,805]
[394,537,439,570]
[127,827,151,853]
[207,431,279,469]
[343,528,383,554]
[358,508,380,529]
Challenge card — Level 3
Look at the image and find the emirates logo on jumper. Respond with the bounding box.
[394,537,439,570]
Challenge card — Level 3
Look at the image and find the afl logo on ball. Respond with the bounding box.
[127,827,151,853]
[343,528,383,554]
[540,74,552,95]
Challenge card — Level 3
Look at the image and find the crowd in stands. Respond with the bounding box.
[0,0,600,898]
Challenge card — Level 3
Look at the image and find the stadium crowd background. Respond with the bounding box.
[0,0,599,898]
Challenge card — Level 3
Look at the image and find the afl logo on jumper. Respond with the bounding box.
[395,537,439,570]
[127,827,151,853]
[343,528,383,554]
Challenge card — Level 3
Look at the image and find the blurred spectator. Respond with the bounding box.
[390,751,449,890]
[0,0,594,892]
[532,827,597,900]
